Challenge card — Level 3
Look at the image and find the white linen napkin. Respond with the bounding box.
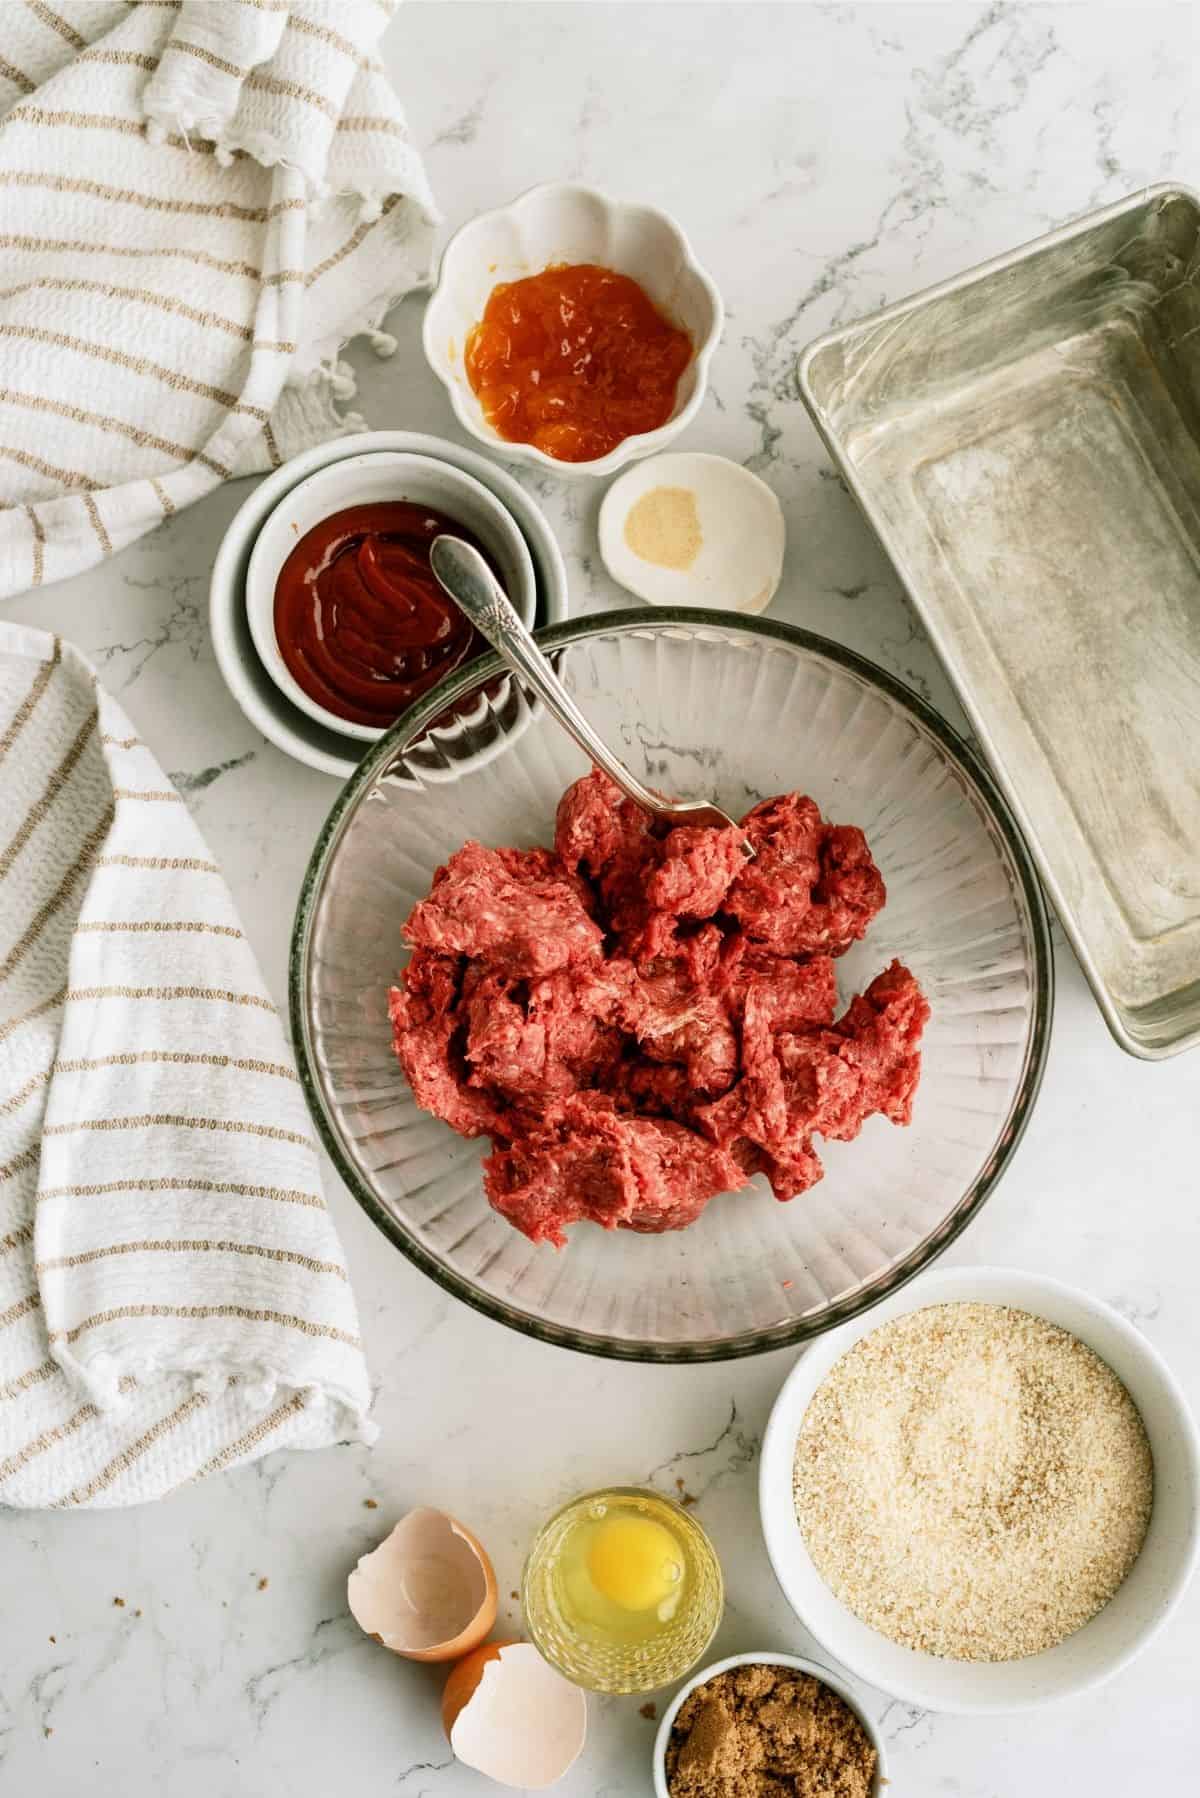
[0,0,437,601]
[0,623,373,1508]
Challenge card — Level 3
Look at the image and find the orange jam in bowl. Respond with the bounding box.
[464,263,693,463]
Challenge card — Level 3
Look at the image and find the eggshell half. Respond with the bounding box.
[442,1639,511,1737]
[347,1507,498,1662]
[445,1641,587,1790]
[598,451,786,613]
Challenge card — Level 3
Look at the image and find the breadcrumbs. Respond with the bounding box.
[793,1302,1153,1661]
[665,1664,876,1798]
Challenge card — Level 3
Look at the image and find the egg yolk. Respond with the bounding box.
[585,1516,682,1613]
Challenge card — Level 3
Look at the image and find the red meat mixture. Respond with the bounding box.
[388,773,929,1247]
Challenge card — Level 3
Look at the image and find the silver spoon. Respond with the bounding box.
[429,535,754,856]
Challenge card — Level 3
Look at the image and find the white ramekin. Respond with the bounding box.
[208,430,568,778]
[652,1652,887,1798]
[422,182,723,480]
[759,1264,1200,1714]
[244,451,536,742]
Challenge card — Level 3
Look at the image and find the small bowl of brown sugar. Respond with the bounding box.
[652,1652,886,1798]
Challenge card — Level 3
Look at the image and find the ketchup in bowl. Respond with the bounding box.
[273,501,495,729]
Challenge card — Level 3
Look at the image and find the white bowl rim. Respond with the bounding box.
[596,449,786,612]
[421,179,724,479]
[651,1650,888,1798]
[208,429,569,777]
[243,449,537,743]
[759,1262,1200,1714]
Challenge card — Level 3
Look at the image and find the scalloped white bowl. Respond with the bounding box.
[422,182,723,479]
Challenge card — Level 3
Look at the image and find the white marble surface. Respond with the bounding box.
[1,3,1197,1792]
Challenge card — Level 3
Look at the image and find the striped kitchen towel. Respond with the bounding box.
[0,622,373,1508]
[0,0,437,600]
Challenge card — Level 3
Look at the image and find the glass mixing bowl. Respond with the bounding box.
[290,611,1052,1360]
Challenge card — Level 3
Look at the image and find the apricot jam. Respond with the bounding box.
[464,263,692,463]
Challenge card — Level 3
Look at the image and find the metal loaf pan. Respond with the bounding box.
[799,185,1200,1060]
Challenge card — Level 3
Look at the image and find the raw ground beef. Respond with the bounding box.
[388,771,929,1247]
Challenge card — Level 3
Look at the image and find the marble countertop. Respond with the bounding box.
[1,3,1197,1793]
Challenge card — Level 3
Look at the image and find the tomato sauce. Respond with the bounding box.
[464,263,693,463]
[273,502,490,729]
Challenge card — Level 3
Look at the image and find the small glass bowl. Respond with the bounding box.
[522,1487,723,1694]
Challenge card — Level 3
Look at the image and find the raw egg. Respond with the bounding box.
[443,1640,587,1789]
[586,1514,683,1616]
[522,1488,724,1692]
[347,1506,497,1662]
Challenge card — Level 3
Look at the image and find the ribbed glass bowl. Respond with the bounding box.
[290,611,1052,1361]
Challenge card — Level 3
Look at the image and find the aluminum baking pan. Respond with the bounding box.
[799,184,1200,1060]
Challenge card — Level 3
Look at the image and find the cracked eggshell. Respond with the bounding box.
[598,451,785,613]
[443,1641,587,1790]
[347,1507,498,1662]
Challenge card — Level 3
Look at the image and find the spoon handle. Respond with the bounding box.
[429,535,669,820]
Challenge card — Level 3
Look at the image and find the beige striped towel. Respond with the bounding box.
[0,0,436,601]
[0,622,373,1507]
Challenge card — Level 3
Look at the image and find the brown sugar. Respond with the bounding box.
[665,1664,876,1798]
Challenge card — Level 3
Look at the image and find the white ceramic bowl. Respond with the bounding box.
[598,451,786,612]
[422,182,723,479]
[759,1265,1200,1713]
[652,1652,887,1798]
[209,431,568,777]
[245,451,537,743]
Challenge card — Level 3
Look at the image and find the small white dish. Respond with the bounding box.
[422,182,723,480]
[759,1265,1200,1714]
[245,451,536,743]
[652,1652,887,1798]
[598,452,785,612]
[209,431,567,778]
